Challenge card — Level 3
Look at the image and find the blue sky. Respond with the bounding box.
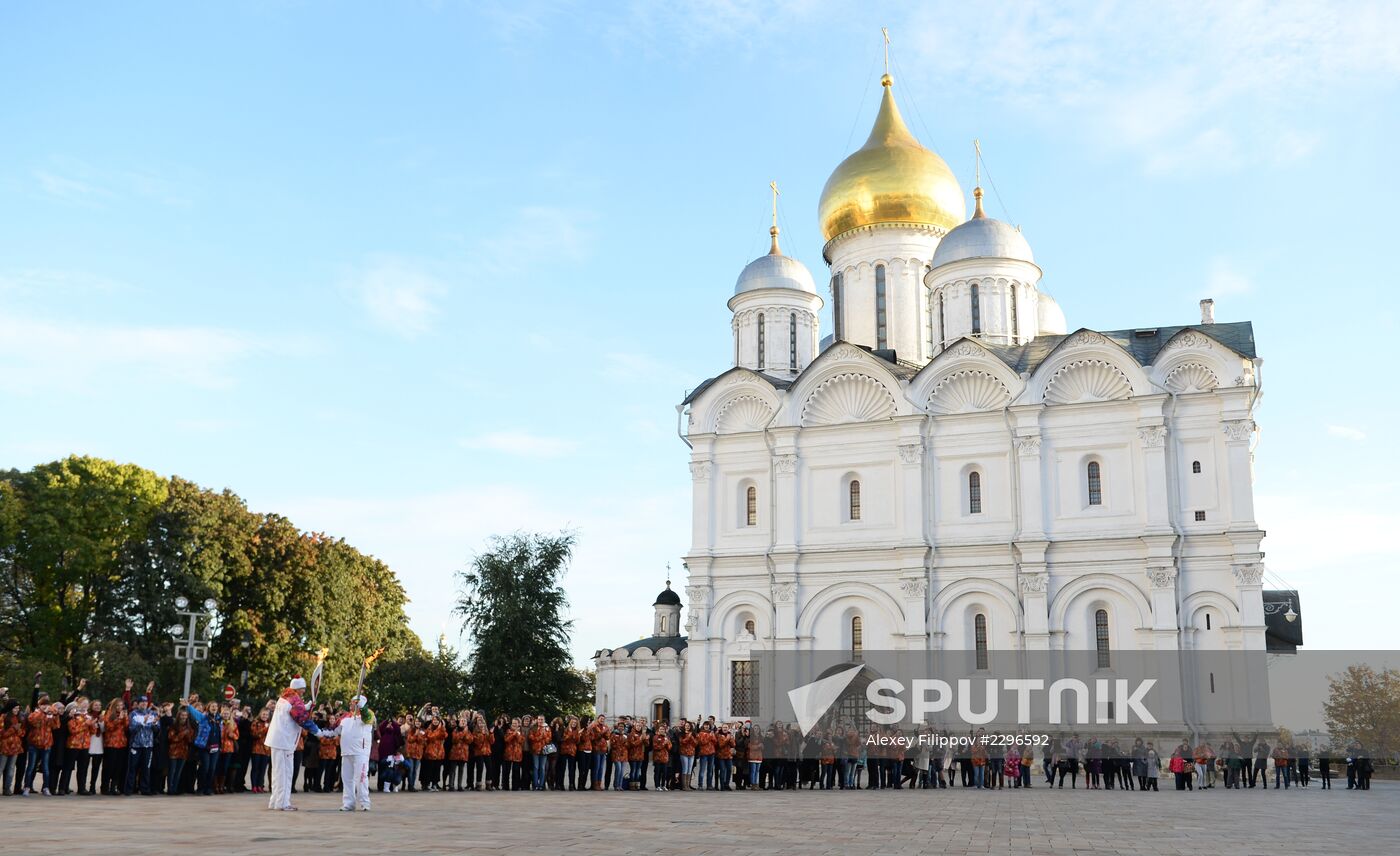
[2,1,1397,662]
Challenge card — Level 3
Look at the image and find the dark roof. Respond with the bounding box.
[682,366,795,406]
[980,322,1256,375]
[1264,590,1303,653]
[653,585,681,606]
[617,635,688,655]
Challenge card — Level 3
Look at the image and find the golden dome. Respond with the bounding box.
[818,74,966,243]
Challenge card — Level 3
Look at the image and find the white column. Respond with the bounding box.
[1222,419,1257,528]
[1137,423,1172,534]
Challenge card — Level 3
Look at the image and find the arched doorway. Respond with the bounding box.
[652,698,671,723]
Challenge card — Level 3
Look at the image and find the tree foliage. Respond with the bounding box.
[0,456,421,701]
[455,531,590,718]
[1324,664,1400,758]
[370,641,471,716]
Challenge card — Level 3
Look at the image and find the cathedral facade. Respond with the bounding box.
[595,74,1270,730]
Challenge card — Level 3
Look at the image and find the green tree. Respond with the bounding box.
[0,456,167,681]
[370,641,471,716]
[455,531,590,718]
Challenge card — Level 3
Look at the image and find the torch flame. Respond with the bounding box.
[364,647,385,669]
[315,647,329,665]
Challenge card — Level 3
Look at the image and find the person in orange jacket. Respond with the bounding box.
[24,698,60,795]
[716,725,736,791]
[423,717,448,791]
[503,717,525,791]
[651,726,673,791]
[527,718,553,790]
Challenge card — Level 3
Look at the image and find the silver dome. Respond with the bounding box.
[1037,292,1067,335]
[931,215,1034,269]
[734,251,817,296]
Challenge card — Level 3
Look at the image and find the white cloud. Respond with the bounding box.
[902,0,1400,173]
[1326,424,1366,442]
[459,432,580,458]
[470,206,595,276]
[33,169,109,202]
[0,313,287,393]
[347,259,448,337]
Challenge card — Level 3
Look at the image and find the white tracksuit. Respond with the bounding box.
[264,693,317,810]
[325,712,375,810]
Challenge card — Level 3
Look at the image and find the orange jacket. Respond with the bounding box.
[697,731,717,756]
[717,733,735,760]
[424,724,447,760]
[319,733,339,760]
[678,734,696,757]
[103,713,128,750]
[473,729,492,756]
[403,730,424,760]
[627,732,645,761]
[504,729,524,763]
[66,713,95,750]
[26,710,59,750]
[221,718,238,754]
[167,725,193,761]
[528,727,552,755]
[251,720,270,756]
[652,733,671,764]
[561,726,580,756]
[0,714,25,756]
[449,727,471,761]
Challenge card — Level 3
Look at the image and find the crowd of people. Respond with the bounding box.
[1,674,1380,799]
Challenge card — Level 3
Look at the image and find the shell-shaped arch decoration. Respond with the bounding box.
[801,373,897,426]
[1043,359,1133,404]
[1164,362,1219,394]
[714,395,775,433]
[927,370,1012,414]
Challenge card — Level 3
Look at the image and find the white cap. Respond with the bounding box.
[289,676,307,690]
[353,694,367,708]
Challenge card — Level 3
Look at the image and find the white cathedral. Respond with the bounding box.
[595,73,1275,728]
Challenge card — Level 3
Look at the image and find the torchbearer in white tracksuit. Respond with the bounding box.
[264,675,324,811]
[325,694,375,811]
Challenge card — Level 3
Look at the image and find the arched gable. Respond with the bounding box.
[795,580,905,639]
[1181,590,1239,626]
[929,577,1024,638]
[710,589,773,640]
[1021,329,1150,406]
[1048,573,1153,634]
[909,337,1023,415]
[783,343,910,427]
[688,368,784,436]
[1151,329,1254,393]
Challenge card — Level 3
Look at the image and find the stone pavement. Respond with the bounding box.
[10,783,1395,854]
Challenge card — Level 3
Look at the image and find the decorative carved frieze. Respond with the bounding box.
[828,344,866,361]
[1146,566,1178,589]
[899,578,927,599]
[1166,332,1213,350]
[1221,419,1256,442]
[1018,572,1048,595]
[685,584,711,605]
[1231,564,1264,586]
[1015,436,1042,457]
[773,454,798,474]
[948,342,981,358]
[897,443,923,464]
[1137,425,1167,447]
[1064,331,1108,348]
[689,461,712,481]
[772,581,797,603]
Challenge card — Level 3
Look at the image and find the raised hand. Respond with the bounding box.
[124,678,134,691]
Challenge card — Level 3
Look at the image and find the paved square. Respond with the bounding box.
[11,784,1395,854]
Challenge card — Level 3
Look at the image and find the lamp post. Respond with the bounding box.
[169,596,217,698]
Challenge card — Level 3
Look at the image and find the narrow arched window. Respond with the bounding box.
[851,616,863,661]
[849,479,861,521]
[1095,609,1111,668]
[1192,460,1202,474]
[745,485,757,526]
[756,313,766,370]
[968,471,982,515]
[1087,461,1102,506]
[832,272,844,341]
[875,265,887,349]
[974,613,988,670]
[937,290,946,348]
[789,312,798,370]
[970,283,981,335]
[1011,285,1019,341]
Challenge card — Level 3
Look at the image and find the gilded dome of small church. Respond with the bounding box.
[818,75,965,243]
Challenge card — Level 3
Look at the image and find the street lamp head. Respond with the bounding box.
[169,624,185,637]
[1285,602,1298,623]
[203,598,217,612]
[175,596,189,610]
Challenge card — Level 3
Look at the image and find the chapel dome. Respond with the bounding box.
[818,75,965,243]
[1037,291,1068,335]
[734,230,817,296]
[931,188,1035,269]
[653,581,682,607]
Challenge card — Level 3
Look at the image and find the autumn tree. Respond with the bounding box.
[1324,664,1400,759]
